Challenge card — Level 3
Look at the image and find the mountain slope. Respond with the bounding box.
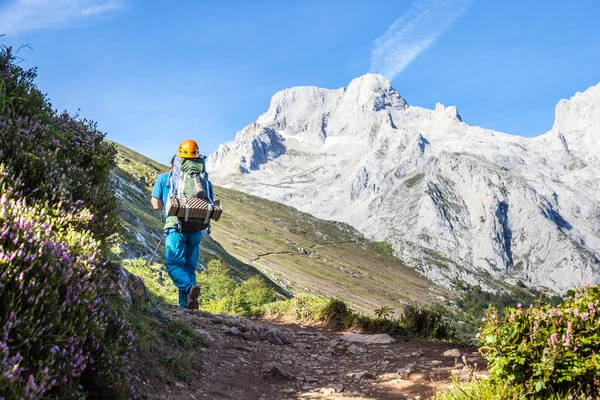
[111,142,449,314]
[208,74,600,292]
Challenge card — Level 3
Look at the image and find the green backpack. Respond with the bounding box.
[165,156,214,232]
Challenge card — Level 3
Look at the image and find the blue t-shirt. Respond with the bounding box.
[152,172,171,217]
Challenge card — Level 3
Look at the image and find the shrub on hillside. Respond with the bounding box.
[401,304,454,340]
[0,47,51,120]
[197,260,275,316]
[262,294,331,322]
[479,285,600,396]
[0,46,118,241]
[344,313,407,337]
[0,170,134,399]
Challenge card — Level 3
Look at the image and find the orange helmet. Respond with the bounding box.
[177,140,200,159]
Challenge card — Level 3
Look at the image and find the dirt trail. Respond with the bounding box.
[138,307,486,400]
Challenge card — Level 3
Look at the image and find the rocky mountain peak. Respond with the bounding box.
[344,73,407,112]
[347,73,391,91]
[435,102,462,122]
[253,74,407,141]
[552,82,600,133]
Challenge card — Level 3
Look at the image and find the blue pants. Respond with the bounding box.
[164,229,203,308]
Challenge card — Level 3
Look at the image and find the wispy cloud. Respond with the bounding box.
[370,0,472,80]
[0,0,126,35]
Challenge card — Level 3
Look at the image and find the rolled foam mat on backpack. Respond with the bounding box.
[167,198,223,221]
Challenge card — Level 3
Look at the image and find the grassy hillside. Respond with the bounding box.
[112,142,450,315]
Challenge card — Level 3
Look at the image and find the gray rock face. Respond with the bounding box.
[105,266,150,306]
[208,74,600,293]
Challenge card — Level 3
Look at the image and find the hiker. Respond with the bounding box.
[151,139,205,309]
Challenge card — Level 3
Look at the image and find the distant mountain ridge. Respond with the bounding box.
[208,74,600,292]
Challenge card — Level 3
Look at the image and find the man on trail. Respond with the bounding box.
[151,139,204,309]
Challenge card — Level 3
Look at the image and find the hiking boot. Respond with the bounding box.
[187,284,200,310]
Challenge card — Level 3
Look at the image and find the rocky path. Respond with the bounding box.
[139,307,486,400]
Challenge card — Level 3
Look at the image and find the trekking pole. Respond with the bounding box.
[148,233,165,265]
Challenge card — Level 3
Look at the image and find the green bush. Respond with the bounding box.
[197,260,274,316]
[401,304,454,340]
[262,294,329,321]
[0,47,51,120]
[239,276,276,308]
[321,299,352,329]
[478,285,600,397]
[262,294,352,325]
[345,313,407,338]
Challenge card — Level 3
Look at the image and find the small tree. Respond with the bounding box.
[374,305,394,320]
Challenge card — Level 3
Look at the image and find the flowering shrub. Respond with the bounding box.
[0,114,119,241]
[0,169,135,399]
[479,286,600,395]
[0,46,119,241]
[0,46,136,398]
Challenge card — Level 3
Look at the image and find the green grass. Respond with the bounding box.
[123,259,179,305]
[127,304,204,382]
[405,173,425,188]
[101,280,204,385]
[124,257,278,317]
[432,378,596,400]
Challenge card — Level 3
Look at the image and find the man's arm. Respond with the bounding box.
[151,174,165,211]
[151,196,163,211]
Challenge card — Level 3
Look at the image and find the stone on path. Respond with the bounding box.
[442,348,461,357]
[341,333,396,344]
[348,344,367,354]
[261,362,296,381]
[194,328,215,344]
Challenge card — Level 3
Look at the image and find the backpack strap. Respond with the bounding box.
[203,203,212,224]
[184,198,190,222]
[178,170,185,198]
[165,172,174,218]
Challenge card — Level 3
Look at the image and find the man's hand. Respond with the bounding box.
[151,197,163,211]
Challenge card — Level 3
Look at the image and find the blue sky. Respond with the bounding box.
[1,0,599,165]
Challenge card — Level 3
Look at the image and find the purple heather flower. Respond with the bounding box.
[582,312,590,320]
